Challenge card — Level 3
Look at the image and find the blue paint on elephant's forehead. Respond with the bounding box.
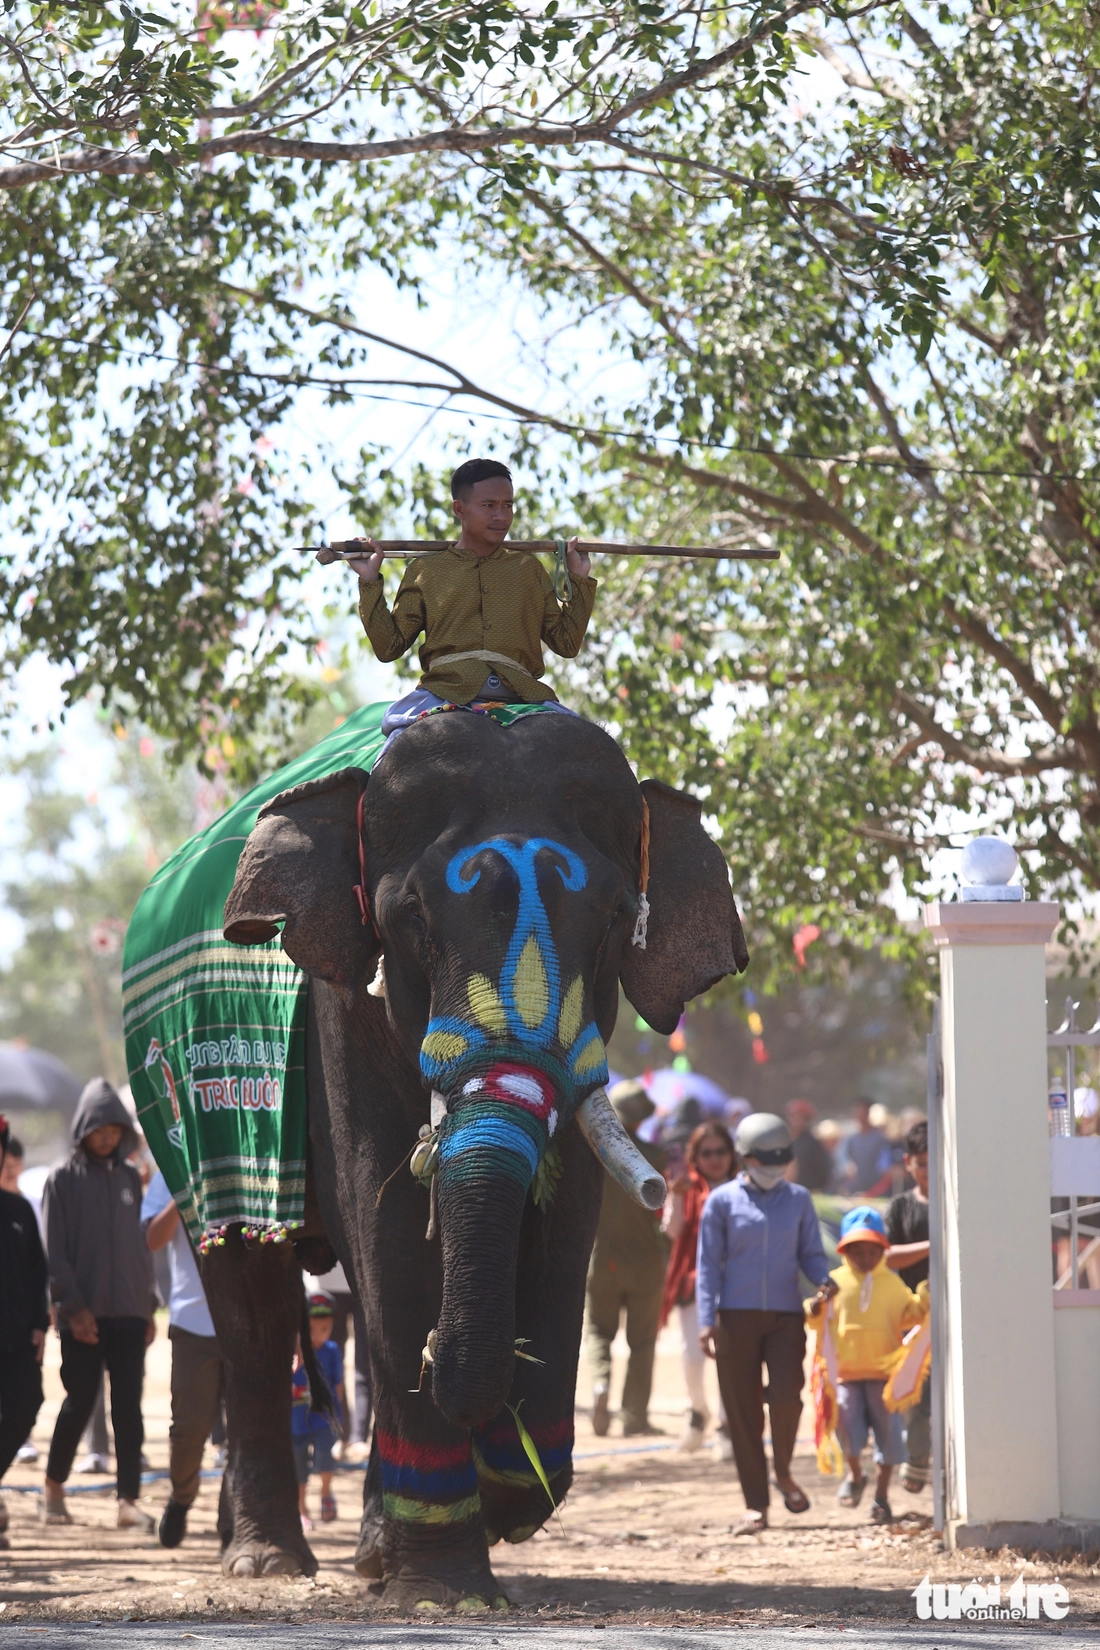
[445,837,587,895]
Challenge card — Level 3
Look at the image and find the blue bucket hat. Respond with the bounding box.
[838,1205,889,1249]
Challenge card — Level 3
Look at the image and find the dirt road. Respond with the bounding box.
[3,1320,1098,1629]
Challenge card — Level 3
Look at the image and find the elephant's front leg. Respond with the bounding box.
[200,1237,316,1577]
[476,1122,603,1546]
[359,1180,506,1610]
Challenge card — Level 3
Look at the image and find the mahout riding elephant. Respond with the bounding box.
[204,708,747,1606]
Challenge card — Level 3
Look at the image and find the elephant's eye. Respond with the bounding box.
[403,900,429,938]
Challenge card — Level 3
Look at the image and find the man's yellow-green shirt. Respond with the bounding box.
[357,542,597,705]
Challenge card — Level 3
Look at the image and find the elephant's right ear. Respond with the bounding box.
[223,766,378,991]
[619,778,749,1036]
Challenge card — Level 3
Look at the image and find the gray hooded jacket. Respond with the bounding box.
[42,1078,155,1325]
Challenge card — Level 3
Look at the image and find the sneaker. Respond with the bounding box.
[680,1412,706,1452]
[870,1499,894,1526]
[591,1385,610,1438]
[117,1500,156,1533]
[158,1499,188,1548]
[15,1442,39,1465]
[321,1493,337,1523]
[73,1452,110,1475]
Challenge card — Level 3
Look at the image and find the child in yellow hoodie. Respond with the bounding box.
[805,1205,928,1525]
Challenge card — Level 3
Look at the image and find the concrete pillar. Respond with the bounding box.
[924,893,1060,1539]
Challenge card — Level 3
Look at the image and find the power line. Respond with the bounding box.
[10,329,1090,483]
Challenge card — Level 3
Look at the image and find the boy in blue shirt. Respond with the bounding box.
[292,1291,345,1529]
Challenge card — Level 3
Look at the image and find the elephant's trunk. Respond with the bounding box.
[430,1099,541,1428]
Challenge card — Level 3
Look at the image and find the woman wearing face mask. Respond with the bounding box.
[696,1113,838,1535]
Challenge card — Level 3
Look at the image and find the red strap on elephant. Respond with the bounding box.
[352,788,381,941]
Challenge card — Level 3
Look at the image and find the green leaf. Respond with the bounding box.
[507,1402,565,1533]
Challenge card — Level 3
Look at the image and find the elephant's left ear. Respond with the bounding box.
[223,766,378,992]
[619,778,749,1036]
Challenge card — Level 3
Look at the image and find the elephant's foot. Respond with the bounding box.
[354,1508,385,1579]
[374,1519,506,1613]
[377,1566,509,1614]
[221,1532,318,1578]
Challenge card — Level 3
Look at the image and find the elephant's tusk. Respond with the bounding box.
[575,1087,666,1211]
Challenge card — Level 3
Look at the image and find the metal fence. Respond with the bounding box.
[1048,996,1100,1291]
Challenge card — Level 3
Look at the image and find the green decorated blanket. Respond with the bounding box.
[122,696,558,1248]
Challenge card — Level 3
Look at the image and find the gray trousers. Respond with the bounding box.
[168,1326,223,1507]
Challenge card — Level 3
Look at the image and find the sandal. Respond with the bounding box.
[870,1498,894,1525]
[117,1500,156,1533]
[321,1493,337,1523]
[899,1467,925,1494]
[731,1510,767,1536]
[771,1478,810,1514]
[837,1474,866,1508]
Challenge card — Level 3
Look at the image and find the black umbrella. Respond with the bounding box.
[0,1044,84,1113]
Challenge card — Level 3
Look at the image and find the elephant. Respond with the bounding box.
[202,707,747,1607]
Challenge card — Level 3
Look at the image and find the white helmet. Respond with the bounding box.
[735,1112,794,1166]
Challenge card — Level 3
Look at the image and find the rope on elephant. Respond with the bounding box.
[631,798,651,950]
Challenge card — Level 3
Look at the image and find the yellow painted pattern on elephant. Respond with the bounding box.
[422,1030,469,1063]
[572,1031,607,1075]
[513,935,549,1029]
[468,973,506,1033]
[558,975,584,1049]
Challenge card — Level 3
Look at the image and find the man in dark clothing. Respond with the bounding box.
[785,1100,834,1192]
[41,1079,156,1531]
[584,1080,668,1437]
[885,1118,931,1492]
[0,1114,49,1550]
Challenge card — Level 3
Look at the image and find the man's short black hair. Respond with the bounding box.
[450,458,513,499]
[905,1119,928,1157]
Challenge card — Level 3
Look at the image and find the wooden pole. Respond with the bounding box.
[299,539,779,563]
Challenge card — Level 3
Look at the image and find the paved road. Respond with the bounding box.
[9,1626,1100,1649]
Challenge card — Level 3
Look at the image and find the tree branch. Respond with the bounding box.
[893,689,1081,775]
[0,0,837,192]
[799,33,907,101]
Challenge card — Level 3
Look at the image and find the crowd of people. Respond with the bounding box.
[0,1082,371,1550]
[1,1070,931,1552]
[586,1080,932,1534]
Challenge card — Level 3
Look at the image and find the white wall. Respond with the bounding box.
[1055,1304,1100,1520]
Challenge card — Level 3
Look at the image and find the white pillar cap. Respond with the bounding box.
[923,901,1060,947]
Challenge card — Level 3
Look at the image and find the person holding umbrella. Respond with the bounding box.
[697,1113,837,1534]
